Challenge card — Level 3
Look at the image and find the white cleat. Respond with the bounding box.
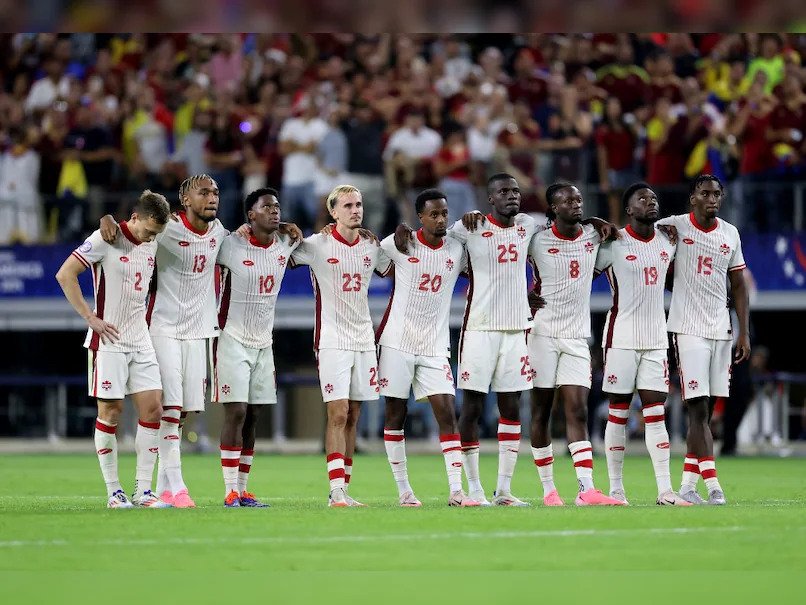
[328,488,349,508]
[107,490,134,509]
[609,489,630,505]
[344,492,367,507]
[467,490,492,506]
[656,490,694,506]
[399,491,422,507]
[680,488,706,505]
[448,490,481,507]
[492,491,531,506]
[132,490,173,508]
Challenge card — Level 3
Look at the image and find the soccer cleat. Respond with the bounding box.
[328,488,349,507]
[609,488,630,505]
[399,491,422,507]
[133,490,172,508]
[543,489,565,506]
[492,491,531,506]
[656,490,694,506]
[107,490,134,509]
[680,488,706,505]
[172,488,196,508]
[467,490,492,506]
[240,491,270,508]
[159,490,175,506]
[224,490,241,508]
[448,490,480,507]
[575,489,627,506]
[345,493,367,507]
[707,489,727,505]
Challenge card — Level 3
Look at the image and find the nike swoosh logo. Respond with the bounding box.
[661,497,675,505]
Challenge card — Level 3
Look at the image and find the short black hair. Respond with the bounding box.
[415,189,446,215]
[622,181,653,208]
[243,187,279,220]
[487,172,516,194]
[689,174,723,195]
[544,181,575,224]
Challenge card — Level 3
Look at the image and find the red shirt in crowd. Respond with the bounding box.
[595,123,635,171]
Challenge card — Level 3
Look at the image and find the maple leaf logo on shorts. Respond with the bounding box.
[461,371,470,382]
[101,381,112,391]
[379,378,389,388]
[222,385,231,395]
[688,380,699,391]
[607,374,618,385]
[324,384,334,394]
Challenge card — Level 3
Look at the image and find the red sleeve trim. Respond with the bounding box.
[728,264,746,272]
[71,251,91,269]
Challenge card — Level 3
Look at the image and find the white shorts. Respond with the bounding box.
[87,349,162,400]
[317,348,380,403]
[378,346,455,401]
[151,335,209,412]
[527,333,591,389]
[212,331,276,405]
[458,330,532,394]
[602,348,669,394]
[673,333,732,399]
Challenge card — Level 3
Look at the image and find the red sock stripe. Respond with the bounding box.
[608,414,628,425]
[138,420,160,430]
[609,403,630,410]
[439,433,460,442]
[698,456,715,462]
[461,441,480,449]
[442,446,462,453]
[95,420,116,434]
[644,414,665,423]
[238,463,251,473]
[221,459,239,467]
[642,402,664,410]
[326,453,344,463]
[700,469,717,479]
[163,406,182,411]
[573,459,594,468]
[220,445,241,452]
[686,452,697,459]
[683,463,700,473]
[328,469,346,480]
[383,434,404,442]
[497,432,521,441]
[161,417,180,424]
[498,418,520,426]
[241,449,254,456]
[534,456,553,466]
[573,447,593,454]
[344,457,353,466]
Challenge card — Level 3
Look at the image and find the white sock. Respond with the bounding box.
[531,444,556,496]
[461,441,483,494]
[642,402,673,494]
[496,418,520,495]
[158,406,185,493]
[327,452,346,491]
[569,440,595,492]
[238,448,254,493]
[94,418,121,497]
[134,420,159,497]
[605,402,629,493]
[681,453,700,492]
[698,457,722,492]
[383,429,412,496]
[344,457,353,491]
[221,445,241,496]
[440,433,463,493]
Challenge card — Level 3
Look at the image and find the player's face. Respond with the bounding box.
[184,178,219,223]
[551,186,583,223]
[249,195,281,232]
[627,188,659,224]
[418,198,449,237]
[129,215,167,243]
[330,191,363,228]
[690,180,723,218]
[489,178,521,217]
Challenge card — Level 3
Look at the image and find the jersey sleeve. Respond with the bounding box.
[527,231,541,260]
[375,245,394,276]
[289,235,317,267]
[446,219,468,244]
[655,214,683,228]
[380,235,401,264]
[594,241,613,273]
[216,235,234,269]
[71,230,110,269]
[728,230,746,271]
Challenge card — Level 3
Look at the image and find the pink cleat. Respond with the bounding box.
[159,490,174,506]
[448,490,480,507]
[575,489,627,506]
[172,488,196,508]
[543,489,565,506]
[399,491,422,507]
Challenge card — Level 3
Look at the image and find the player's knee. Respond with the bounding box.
[567,403,588,427]
[226,404,247,426]
[327,404,349,428]
[143,402,162,423]
[98,402,123,425]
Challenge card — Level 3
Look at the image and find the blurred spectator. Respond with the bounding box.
[170,108,211,185]
[342,100,386,235]
[314,108,348,229]
[745,34,785,94]
[0,127,41,243]
[595,97,639,223]
[206,109,243,229]
[434,125,477,220]
[122,86,173,192]
[24,55,71,116]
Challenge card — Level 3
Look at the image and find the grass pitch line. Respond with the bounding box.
[0,526,743,548]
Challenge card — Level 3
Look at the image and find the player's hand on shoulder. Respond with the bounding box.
[394,223,414,253]
[597,221,621,241]
[87,315,119,345]
[462,211,485,232]
[358,228,379,244]
[235,223,251,239]
[99,215,119,243]
[320,223,334,236]
[657,224,677,245]
[279,222,303,242]
[170,212,180,222]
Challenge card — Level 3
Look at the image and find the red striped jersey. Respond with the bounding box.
[376,230,466,357]
[290,230,393,352]
[659,213,746,340]
[449,213,539,332]
[596,225,677,350]
[72,224,157,352]
[216,233,299,350]
[528,224,601,338]
[147,212,228,340]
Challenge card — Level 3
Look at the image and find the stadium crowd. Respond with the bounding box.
[1,32,806,245]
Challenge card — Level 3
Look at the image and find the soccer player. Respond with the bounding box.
[56,190,172,508]
[377,189,479,507]
[595,182,691,506]
[214,188,299,507]
[290,184,392,507]
[659,174,750,505]
[527,182,624,506]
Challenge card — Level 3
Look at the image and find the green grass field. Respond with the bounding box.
[1,453,804,603]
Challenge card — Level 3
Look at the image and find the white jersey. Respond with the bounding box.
[595,225,677,350]
[72,224,157,353]
[659,213,746,340]
[146,212,228,340]
[291,230,392,352]
[449,213,539,332]
[377,230,467,357]
[217,233,299,350]
[528,224,601,338]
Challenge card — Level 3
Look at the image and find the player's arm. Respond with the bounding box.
[374,244,394,278]
[581,216,620,241]
[593,240,612,280]
[729,267,751,363]
[655,215,679,245]
[55,256,119,344]
[289,235,316,268]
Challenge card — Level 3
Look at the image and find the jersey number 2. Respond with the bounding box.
[342,273,361,291]
[418,273,443,292]
[497,243,518,263]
